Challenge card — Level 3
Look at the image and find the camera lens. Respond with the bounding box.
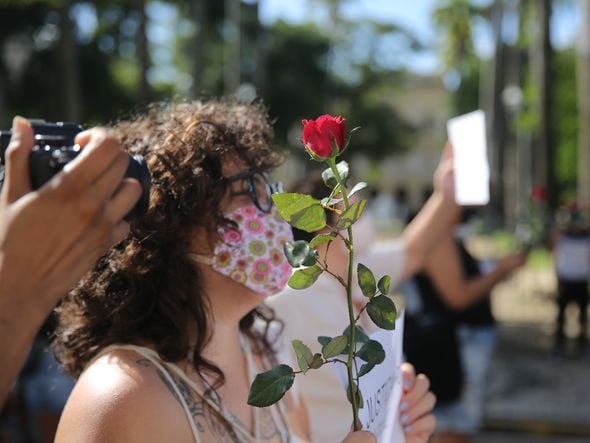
[27,137,151,222]
[124,155,151,222]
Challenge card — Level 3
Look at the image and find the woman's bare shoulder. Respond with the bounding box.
[55,348,193,443]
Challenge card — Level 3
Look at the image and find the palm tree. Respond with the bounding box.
[434,0,509,223]
[433,0,481,75]
[577,0,590,209]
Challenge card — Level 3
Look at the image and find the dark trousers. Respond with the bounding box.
[555,279,589,348]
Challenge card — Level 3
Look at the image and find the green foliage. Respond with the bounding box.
[284,240,317,268]
[433,0,487,75]
[452,56,480,115]
[287,265,323,290]
[347,381,364,409]
[378,275,392,295]
[321,335,349,358]
[261,21,331,147]
[366,295,397,330]
[272,193,327,233]
[292,340,315,374]
[553,49,579,200]
[329,70,415,160]
[248,364,295,408]
[291,206,328,233]
[336,199,367,230]
[356,339,386,378]
[357,263,376,298]
[357,339,386,365]
[343,324,370,345]
[309,353,324,369]
[358,361,376,377]
[309,233,336,248]
[272,193,320,219]
[0,2,416,162]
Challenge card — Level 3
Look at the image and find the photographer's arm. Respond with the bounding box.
[0,117,141,405]
[399,145,459,281]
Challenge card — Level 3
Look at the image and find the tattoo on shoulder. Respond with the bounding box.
[136,358,259,442]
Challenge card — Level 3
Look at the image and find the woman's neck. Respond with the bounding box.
[196,264,261,365]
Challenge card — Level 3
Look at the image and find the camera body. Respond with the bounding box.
[0,120,151,221]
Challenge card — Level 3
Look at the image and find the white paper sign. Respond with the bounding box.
[447,110,490,205]
[334,313,405,442]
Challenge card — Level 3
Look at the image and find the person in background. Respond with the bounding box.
[404,208,527,443]
[368,187,395,232]
[391,187,410,226]
[52,99,395,443]
[269,144,458,443]
[0,117,141,407]
[552,202,590,356]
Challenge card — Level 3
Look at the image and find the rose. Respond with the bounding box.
[301,114,346,159]
[531,185,547,203]
[249,114,396,434]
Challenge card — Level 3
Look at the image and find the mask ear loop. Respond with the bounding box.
[186,253,213,265]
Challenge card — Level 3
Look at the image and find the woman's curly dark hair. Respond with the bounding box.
[53,99,285,386]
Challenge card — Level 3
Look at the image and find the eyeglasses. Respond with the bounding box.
[223,171,283,213]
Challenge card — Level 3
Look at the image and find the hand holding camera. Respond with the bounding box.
[0,120,150,221]
[0,117,146,403]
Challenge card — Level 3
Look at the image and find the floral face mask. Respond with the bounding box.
[192,204,294,297]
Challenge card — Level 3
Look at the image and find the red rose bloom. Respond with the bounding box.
[301,114,346,159]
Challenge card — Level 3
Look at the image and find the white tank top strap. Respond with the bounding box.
[90,344,202,443]
[89,343,306,443]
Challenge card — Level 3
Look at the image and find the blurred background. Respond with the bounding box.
[0,0,589,442]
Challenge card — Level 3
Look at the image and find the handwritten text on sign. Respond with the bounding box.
[334,312,405,442]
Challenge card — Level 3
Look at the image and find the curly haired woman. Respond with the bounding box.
[53,99,433,443]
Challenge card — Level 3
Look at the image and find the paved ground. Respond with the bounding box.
[475,322,590,442]
[474,432,590,443]
[468,258,590,443]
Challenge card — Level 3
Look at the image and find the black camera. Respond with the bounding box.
[0,120,150,221]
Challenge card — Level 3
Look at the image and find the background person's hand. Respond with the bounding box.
[399,362,437,443]
[497,252,528,275]
[0,116,142,317]
[432,143,456,204]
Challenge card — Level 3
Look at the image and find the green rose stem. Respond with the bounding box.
[326,156,361,431]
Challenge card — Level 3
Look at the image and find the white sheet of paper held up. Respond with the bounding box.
[333,312,405,442]
[447,110,490,205]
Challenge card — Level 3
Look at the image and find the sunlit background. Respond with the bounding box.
[1,1,590,442]
[1,0,587,220]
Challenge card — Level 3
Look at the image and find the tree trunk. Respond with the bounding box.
[57,1,81,121]
[533,0,555,209]
[253,0,266,96]
[224,0,241,95]
[577,0,590,210]
[488,0,506,225]
[190,0,207,99]
[0,72,6,127]
[134,0,151,104]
